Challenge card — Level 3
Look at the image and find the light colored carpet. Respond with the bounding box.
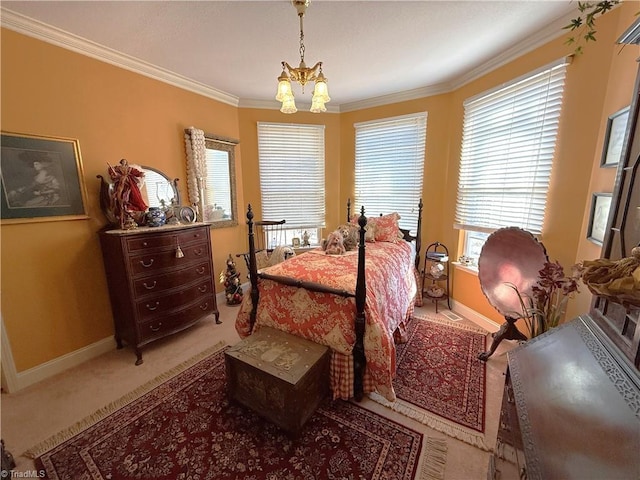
[1,300,515,479]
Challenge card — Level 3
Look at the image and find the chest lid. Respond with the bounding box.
[226,326,328,385]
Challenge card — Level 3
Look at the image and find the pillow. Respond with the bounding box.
[372,212,401,242]
[349,215,376,242]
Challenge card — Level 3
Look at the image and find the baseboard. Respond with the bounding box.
[451,300,501,333]
[4,291,232,393]
[6,336,116,393]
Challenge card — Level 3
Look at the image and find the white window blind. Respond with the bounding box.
[354,112,426,233]
[454,58,569,235]
[203,143,231,215]
[257,122,325,229]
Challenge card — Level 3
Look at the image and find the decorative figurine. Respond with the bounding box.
[220,254,243,306]
[302,230,310,247]
[107,159,148,229]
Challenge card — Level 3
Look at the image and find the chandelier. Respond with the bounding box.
[275,0,330,114]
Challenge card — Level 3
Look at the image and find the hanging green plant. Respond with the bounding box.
[564,1,620,54]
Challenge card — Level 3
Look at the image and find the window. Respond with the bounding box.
[204,145,231,215]
[354,112,426,233]
[257,122,325,246]
[200,134,238,228]
[462,231,489,267]
[455,58,569,259]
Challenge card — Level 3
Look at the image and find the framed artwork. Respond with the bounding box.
[178,206,197,224]
[587,193,612,245]
[292,237,301,248]
[1,132,89,224]
[600,106,630,167]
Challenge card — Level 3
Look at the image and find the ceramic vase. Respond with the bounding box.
[146,207,166,227]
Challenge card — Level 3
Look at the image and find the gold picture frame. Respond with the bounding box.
[1,132,89,224]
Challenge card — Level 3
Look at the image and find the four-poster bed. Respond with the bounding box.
[235,199,423,402]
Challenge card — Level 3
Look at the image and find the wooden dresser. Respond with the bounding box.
[99,223,219,365]
[490,315,640,479]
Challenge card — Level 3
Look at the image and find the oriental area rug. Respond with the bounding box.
[27,344,447,480]
[370,314,490,450]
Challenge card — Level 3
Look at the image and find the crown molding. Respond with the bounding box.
[448,9,578,91]
[1,8,240,107]
[338,83,454,113]
[2,5,580,113]
[339,8,579,112]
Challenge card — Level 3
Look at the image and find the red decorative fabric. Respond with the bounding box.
[395,317,487,432]
[35,351,423,480]
[236,242,417,401]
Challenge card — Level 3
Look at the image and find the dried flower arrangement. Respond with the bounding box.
[507,261,585,338]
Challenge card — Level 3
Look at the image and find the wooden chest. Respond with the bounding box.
[225,327,330,435]
[99,223,218,365]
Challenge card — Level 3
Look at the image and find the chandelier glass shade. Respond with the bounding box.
[276,0,330,113]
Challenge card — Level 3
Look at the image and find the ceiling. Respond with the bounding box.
[1,1,580,111]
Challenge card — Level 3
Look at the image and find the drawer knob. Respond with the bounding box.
[198,285,208,293]
[199,303,209,310]
[194,248,204,256]
[149,322,162,332]
[146,301,160,311]
[140,259,154,268]
[143,281,157,290]
[196,266,206,275]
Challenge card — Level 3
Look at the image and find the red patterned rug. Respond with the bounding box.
[27,345,447,479]
[370,314,488,449]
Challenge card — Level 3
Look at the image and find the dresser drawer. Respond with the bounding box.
[138,296,216,342]
[128,242,210,276]
[126,228,209,252]
[132,261,212,297]
[135,278,214,321]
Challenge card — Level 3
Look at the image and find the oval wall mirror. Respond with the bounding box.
[140,165,180,209]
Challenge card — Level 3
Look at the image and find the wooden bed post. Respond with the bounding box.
[247,204,259,332]
[353,207,367,401]
[415,198,423,270]
[347,197,351,222]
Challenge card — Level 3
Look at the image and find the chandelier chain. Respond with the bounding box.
[299,13,305,62]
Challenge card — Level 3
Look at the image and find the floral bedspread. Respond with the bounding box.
[235,241,417,401]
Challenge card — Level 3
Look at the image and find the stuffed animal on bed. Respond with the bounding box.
[322,230,346,255]
[336,223,359,251]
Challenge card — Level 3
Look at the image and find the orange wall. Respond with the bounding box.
[1,29,245,371]
[570,4,640,318]
[2,3,639,374]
